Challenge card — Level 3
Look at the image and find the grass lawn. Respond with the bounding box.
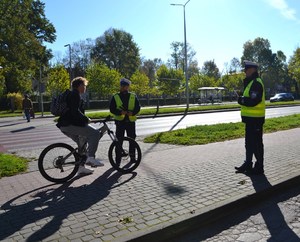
[144,114,300,145]
[0,153,28,178]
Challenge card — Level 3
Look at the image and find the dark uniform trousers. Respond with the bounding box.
[115,120,136,162]
[245,122,264,167]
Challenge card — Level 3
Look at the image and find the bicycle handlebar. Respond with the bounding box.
[90,115,113,124]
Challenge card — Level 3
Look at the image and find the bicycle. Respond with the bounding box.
[38,116,142,183]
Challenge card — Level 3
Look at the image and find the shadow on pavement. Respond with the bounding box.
[168,175,300,242]
[10,126,36,133]
[0,122,25,128]
[0,168,136,241]
[141,113,188,197]
[249,174,300,241]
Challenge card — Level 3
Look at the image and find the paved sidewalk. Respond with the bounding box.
[1,128,300,241]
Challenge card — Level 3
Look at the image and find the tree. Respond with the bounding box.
[0,72,5,97]
[263,51,287,94]
[225,57,241,74]
[130,71,150,96]
[201,60,220,80]
[241,37,273,73]
[288,48,300,96]
[46,65,69,96]
[0,0,56,94]
[242,38,288,95]
[63,38,94,77]
[168,41,198,77]
[189,73,217,93]
[156,65,184,96]
[86,63,121,99]
[168,41,182,70]
[91,28,140,78]
[221,72,244,99]
[140,58,163,88]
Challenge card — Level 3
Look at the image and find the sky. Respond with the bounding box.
[41,0,300,71]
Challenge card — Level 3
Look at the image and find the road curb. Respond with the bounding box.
[125,173,300,242]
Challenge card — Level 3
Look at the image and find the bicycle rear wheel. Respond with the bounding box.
[108,137,142,174]
[38,143,79,183]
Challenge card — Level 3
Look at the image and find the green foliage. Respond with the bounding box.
[201,60,220,80]
[168,41,197,75]
[189,73,217,92]
[0,73,5,96]
[242,37,272,73]
[0,153,28,178]
[6,92,23,111]
[288,48,300,92]
[221,72,244,92]
[46,65,70,96]
[242,37,290,94]
[91,28,140,78]
[0,0,56,94]
[156,65,184,96]
[86,63,121,99]
[130,71,150,96]
[140,58,163,86]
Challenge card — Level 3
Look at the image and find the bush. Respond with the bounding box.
[6,92,23,111]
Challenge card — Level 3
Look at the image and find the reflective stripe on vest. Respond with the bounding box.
[113,93,137,122]
[241,78,265,118]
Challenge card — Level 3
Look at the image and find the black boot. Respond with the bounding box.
[235,161,253,173]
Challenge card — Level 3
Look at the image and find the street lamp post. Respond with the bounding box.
[64,44,72,86]
[171,0,191,109]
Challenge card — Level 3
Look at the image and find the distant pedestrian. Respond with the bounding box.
[235,60,265,175]
[109,78,140,162]
[22,94,33,122]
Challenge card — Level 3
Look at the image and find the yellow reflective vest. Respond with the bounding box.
[113,93,137,122]
[241,78,265,118]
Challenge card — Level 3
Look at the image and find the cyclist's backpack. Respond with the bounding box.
[50,89,71,116]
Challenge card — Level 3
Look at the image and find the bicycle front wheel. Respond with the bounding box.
[38,143,79,183]
[108,137,142,174]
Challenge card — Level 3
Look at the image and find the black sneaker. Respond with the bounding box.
[235,161,253,173]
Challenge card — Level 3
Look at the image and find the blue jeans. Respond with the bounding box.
[24,109,31,122]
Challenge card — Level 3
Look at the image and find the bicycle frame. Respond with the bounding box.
[57,148,82,169]
[97,119,129,158]
[77,118,123,156]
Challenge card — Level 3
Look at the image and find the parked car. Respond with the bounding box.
[270,93,294,102]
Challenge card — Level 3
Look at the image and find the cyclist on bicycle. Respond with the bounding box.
[57,76,104,175]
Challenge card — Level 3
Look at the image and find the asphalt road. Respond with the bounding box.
[1,106,300,152]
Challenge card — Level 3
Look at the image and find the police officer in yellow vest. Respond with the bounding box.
[235,60,265,175]
[109,78,141,161]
